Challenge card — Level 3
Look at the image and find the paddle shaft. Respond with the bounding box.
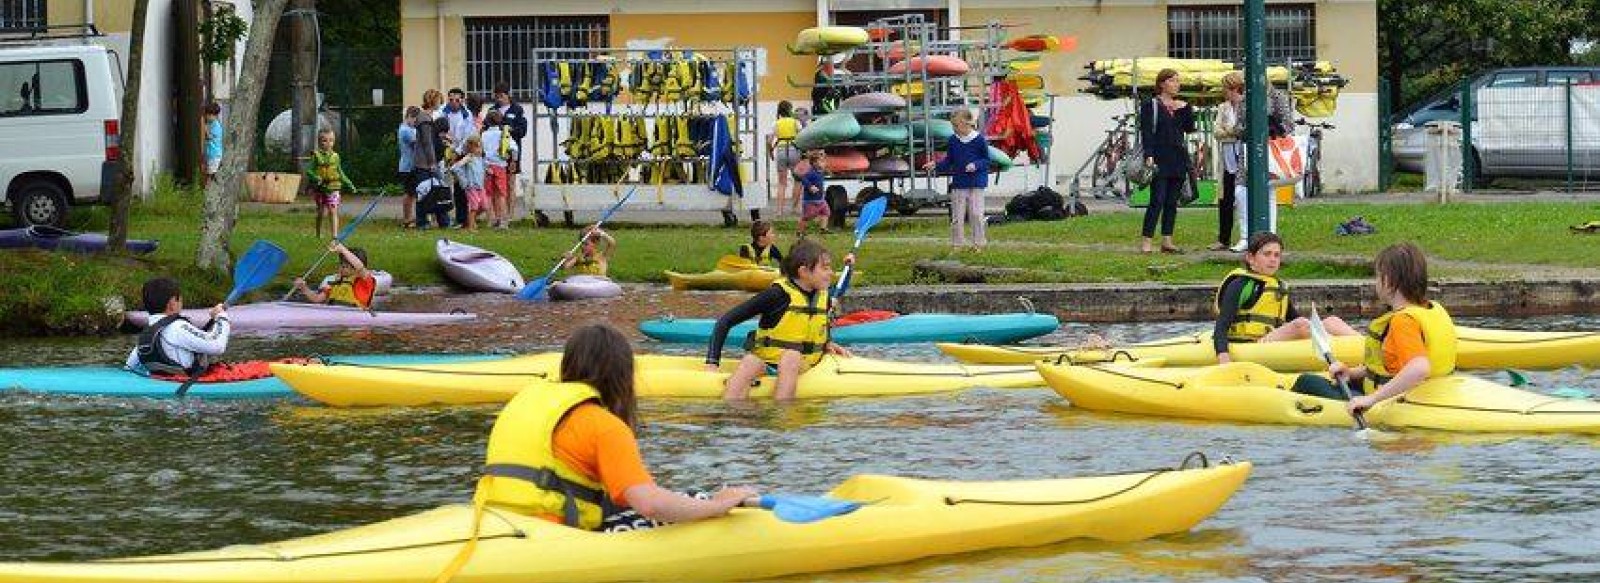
[283,189,385,301]
[1323,351,1370,430]
[522,185,639,299]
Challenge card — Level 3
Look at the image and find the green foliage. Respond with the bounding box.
[198,8,249,66]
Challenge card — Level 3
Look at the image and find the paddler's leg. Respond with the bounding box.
[773,349,805,401]
[722,354,768,400]
[1258,317,1313,342]
[1322,315,1359,336]
[1289,373,1348,400]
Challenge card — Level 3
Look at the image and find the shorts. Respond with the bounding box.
[398,172,418,197]
[486,165,510,199]
[773,142,801,170]
[464,187,488,212]
[204,156,221,175]
[314,189,341,208]
[801,200,830,220]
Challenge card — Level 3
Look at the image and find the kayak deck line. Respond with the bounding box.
[320,360,549,377]
[1085,363,1185,389]
[105,510,527,565]
[1397,396,1597,416]
[1457,330,1600,344]
[948,453,1229,506]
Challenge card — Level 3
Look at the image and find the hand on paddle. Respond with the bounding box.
[208,304,227,320]
[1326,361,1372,416]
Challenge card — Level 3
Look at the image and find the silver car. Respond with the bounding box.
[1391,67,1600,177]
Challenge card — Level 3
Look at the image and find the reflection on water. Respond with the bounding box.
[1,292,1599,581]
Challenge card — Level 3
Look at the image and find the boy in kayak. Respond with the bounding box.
[1304,242,1458,415]
[705,239,853,400]
[291,240,377,309]
[737,219,783,268]
[1213,232,1357,363]
[562,226,615,277]
[126,277,231,377]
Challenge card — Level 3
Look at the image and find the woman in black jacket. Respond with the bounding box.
[1138,68,1196,254]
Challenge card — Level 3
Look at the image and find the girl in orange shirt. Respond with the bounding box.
[1323,242,1457,416]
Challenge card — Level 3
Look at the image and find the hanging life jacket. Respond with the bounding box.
[540,62,564,109]
[746,279,831,367]
[1212,268,1290,343]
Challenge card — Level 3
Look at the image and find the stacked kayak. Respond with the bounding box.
[641,312,1060,345]
[0,354,500,400]
[1038,361,1600,434]
[788,25,869,55]
[0,461,1248,583]
[548,275,622,301]
[0,225,159,255]
[437,239,524,293]
[271,353,1044,406]
[941,326,1600,371]
[125,302,476,332]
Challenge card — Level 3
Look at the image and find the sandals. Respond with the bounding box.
[1160,246,1184,254]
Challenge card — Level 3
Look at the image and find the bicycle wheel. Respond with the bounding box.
[1305,151,1323,198]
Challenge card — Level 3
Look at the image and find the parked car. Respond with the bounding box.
[1391,67,1600,177]
[0,43,123,227]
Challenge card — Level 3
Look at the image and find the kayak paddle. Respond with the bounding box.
[1306,303,1370,433]
[832,195,890,297]
[178,240,287,398]
[743,494,864,523]
[516,185,639,301]
[283,188,386,301]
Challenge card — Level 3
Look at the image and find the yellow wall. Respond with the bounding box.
[399,16,439,105]
[1316,1,1377,93]
[49,0,134,33]
[609,12,816,102]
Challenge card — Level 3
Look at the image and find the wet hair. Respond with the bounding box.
[559,323,638,428]
[1156,68,1180,91]
[782,238,831,279]
[1375,242,1430,305]
[1245,232,1282,256]
[141,277,181,313]
[777,100,793,118]
[204,102,221,116]
[341,247,368,269]
[750,219,772,242]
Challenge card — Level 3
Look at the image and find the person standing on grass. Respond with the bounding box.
[768,100,804,217]
[1212,72,1244,251]
[397,106,420,229]
[927,108,990,252]
[1138,68,1195,255]
[443,87,476,228]
[481,110,518,230]
[306,128,355,239]
[492,83,528,207]
[202,103,223,186]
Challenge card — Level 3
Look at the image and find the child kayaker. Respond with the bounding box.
[1299,242,1458,414]
[291,241,377,309]
[738,219,783,268]
[563,226,615,277]
[126,277,230,377]
[1213,232,1357,364]
[704,239,854,400]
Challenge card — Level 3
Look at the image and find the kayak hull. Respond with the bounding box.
[0,462,1249,583]
[0,355,501,400]
[1038,361,1600,433]
[942,325,1600,371]
[641,313,1060,345]
[272,353,1044,406]
[125,302,477,332]
[436,239,524,293]
[665,268,778,292]
[0,226,159,255]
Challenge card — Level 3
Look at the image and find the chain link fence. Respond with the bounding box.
[1458,77,1600,192]
[253,47,403,193]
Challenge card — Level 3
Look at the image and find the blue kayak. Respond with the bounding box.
[638,313,1060,345]
[0,354,502,400]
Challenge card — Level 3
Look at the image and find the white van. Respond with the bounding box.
[0,43,122,227]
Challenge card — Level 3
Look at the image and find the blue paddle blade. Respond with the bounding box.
[759,494,863,524]
[515,276,552,301]
[855,196,889,240]
[225,240,288,305]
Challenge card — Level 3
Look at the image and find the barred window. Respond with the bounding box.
[0,0,46,32]
[1167,4,1315,64]
[464,16,608,103]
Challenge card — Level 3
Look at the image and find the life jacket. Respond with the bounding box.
[324,274,376,309]
[471,381,619,529]
[136,315,211,376]
[739,243,777,267]
[311,150,343,191]
[748,279,831,367]
[495,125,516,161]
[1363,301,1457,384]
[571,254,604,276]
[1213,268,1289,343]
[773,117,801,142]
[540,63,565,109]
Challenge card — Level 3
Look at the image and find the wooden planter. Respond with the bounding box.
[245,172,302,203]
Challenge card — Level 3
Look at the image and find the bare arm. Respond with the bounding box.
[1349,357,1430,413]
[623,484,754,524]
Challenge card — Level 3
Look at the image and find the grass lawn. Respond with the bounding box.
[6,181,1600,335]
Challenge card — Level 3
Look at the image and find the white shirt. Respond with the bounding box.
[481,127,513,167]
[125,314,232,374]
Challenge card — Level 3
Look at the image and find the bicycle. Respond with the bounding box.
[1181,132,1211,206]
[1296,118,1335,198]
[1089,113,1138,200]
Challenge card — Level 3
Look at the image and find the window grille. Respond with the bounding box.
[464,16,608,102]
[1167,4,1315,64]
[0,0,45,32]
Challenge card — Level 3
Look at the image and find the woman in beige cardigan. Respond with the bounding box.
[1212,72,1245,251]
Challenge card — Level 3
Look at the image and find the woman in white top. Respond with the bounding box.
[1212,72,1245,251]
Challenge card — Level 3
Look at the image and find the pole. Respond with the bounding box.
[290,0,317,174]
[1244,0,1269,235]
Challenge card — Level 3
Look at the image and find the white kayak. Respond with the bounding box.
[436,239,524,294]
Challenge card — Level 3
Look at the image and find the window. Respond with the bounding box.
[1168,4,1315,64]
[464,16,609,103]
[0,60,85,116]
[1488,71,1538,88]
[1546,71,1593,86]
[0,0,45,32]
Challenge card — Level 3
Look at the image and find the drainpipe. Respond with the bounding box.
[85,0,94,28]
[437,0,445,91]
[947,0,959,41]
[816,0,826,27]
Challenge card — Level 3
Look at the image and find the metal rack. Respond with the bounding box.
[527,44,761,226]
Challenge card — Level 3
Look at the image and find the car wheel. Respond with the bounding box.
[11,180,68,228]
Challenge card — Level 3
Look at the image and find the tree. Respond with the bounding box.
[196,0,291,272]
[107,0,151,252]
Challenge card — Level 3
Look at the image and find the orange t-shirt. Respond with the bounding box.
[1380,313,1429,376]
[550,403,656,509]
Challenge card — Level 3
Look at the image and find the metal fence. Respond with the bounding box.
[1167,4,1315,63]
[253,47,403,192]
[464,16,609,104]
[1452,78,1600,192]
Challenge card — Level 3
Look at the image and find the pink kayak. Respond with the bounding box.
[548,275,623,301]
[125,301,476,331]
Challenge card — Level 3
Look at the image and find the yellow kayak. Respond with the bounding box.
[1038,361,1600,433]
[664,267,778,292]
[271,354,1044,406]
[0,461,1249,583]
[941,326,1600,371]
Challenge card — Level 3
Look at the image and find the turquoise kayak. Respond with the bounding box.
[639,313,1060,345]
[0,354,502,400]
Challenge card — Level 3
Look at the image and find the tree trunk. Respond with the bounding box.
[196,0,290,272]
[107,0,152,252]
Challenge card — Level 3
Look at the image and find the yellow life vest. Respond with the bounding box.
[1363,301,1457,381]
[571,254,604,276]
[496,125,514,160]
[773,117,801,142]
[749,279,831,366]
[474,381,614,529]
[1212,268,1289,343]
[311,150,343,191]
[323,275,373,309]
[739,243,776,267]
